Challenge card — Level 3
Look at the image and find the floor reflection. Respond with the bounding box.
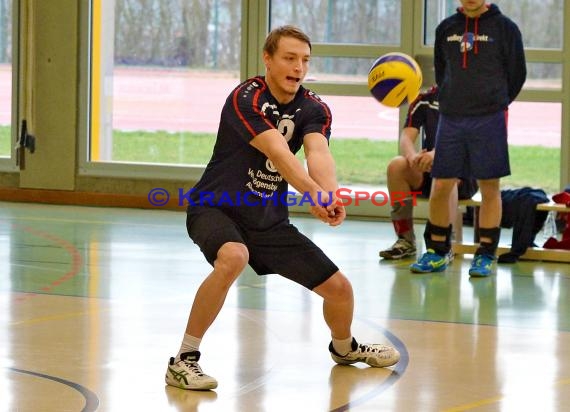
[1,201,569,411]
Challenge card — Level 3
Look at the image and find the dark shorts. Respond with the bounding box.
[417,173,479,200]
[186,207,338,290]
[432,111,510,180]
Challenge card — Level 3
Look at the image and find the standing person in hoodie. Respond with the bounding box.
[410,1,526,277]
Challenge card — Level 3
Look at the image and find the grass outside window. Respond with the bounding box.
[109,129,561,194]
[0,126,561,194]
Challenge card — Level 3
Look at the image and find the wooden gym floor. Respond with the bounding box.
[1,201,569,412]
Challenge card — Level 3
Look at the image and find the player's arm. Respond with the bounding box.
[433,27,445,87]
[249,129,330,221]
[303,132,345,226]
[400,126,421,165]
[506,24,527,103]
[401,126,435,172]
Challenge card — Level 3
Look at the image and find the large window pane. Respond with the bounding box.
[270,0,403,187]
[270,0,401,45]
[90,0,240,165]
[306,57,372,83]
[525,63,562,90]
[424,0,564,49]
[504,102,561,194]
[324,94,399,185]
[0,0,12,158]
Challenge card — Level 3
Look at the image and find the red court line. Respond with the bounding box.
[12,224,83,302]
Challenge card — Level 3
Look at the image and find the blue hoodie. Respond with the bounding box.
[434,3,526,116]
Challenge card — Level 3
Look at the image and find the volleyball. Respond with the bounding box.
[367,52,423,108]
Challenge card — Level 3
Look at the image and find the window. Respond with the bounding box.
[424,0,564,49]
[270,0,401,45]
[89,0,241,166]
[503,102,561,193]
[270,0,404,188]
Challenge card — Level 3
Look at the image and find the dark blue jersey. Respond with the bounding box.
[188,76,332,230]
[434,4,526,116]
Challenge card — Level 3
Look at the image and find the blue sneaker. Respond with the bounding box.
[409,249,449,273]
[469,254,495,277]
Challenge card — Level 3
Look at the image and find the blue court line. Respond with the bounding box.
[8,367,100,412]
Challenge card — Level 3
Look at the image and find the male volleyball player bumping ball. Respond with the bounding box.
[165,25,400,391]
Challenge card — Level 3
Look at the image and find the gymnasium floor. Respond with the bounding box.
[1,201,569,412]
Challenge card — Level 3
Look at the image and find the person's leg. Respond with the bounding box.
[387,156,423,239]
[185,241,249,338]
[429,177,456,235]
[167,209,248,391]
[411,114,468,273]
[313,272,400,367]
[409,178,455,273]
[465,111,509,277]
[448,182,459,233]
[249,223,399,368]
[175,241,248,358]
[380,156,423,259]
[312,271,354,341]
[469,178,502,277]
[477,178,502,234]
[447,182,459,260]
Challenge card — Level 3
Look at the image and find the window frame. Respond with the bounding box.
[74,0,570,197]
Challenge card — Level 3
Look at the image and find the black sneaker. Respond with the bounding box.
[379,238,416,260]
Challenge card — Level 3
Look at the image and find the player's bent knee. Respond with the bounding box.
[314,271,353,303]
[386,156,407,176]
[215,242,249,275]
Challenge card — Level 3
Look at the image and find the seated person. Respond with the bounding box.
[379,86,478,260]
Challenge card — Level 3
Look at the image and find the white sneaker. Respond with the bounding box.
[165,351,218,390]
[329,338,400,368]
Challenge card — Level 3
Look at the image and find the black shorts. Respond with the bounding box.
[186,207,338,290]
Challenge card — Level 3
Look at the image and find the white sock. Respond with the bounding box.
[176,334,202,360]
[332,336,353,356]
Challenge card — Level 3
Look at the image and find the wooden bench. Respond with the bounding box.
[452,195,570,263]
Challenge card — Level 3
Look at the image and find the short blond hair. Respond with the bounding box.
[263,25,312,56]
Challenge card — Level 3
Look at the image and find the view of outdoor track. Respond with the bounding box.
[0,66,561,148]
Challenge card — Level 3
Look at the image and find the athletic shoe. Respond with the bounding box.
[165,351,218,390]
[447,250,455,263]
[469,254,495,277]
[409,249,449,273]
[379,238,416,260]
[329,338,400,368]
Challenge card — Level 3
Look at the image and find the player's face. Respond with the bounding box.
[264,36,310,104]
[459,0,487,17]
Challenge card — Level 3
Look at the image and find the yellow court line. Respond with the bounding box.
[88,239,102,395]
[443,377,570,411]
[9,308,109,327]
[1,215,179,228]
[91,0,102,160]
[442,395,503,412]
